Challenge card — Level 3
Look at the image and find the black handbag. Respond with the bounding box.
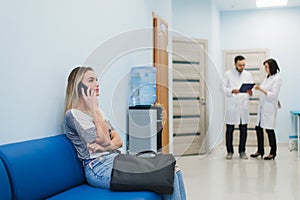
[110,150,176,194]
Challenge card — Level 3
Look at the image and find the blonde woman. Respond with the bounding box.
[64,66,186,199]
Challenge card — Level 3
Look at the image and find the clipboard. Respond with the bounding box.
[239,83,255,93]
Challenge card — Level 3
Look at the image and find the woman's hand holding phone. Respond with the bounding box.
[79,82,99,114]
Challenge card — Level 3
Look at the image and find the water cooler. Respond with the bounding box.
[128,105,163,154]
[128,66,161,154]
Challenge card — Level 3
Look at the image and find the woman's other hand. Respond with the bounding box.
[88,142,109,153]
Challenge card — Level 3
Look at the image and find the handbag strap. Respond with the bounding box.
[136,150,157,157]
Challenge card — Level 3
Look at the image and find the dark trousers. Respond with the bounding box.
[255,125,277,155]
[226,124,247,154]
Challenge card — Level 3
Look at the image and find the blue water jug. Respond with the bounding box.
[129,66,157,106]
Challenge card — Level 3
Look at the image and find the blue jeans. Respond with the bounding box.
[84,152,118,189]
[163,169,187,200]
[84,153,186,200]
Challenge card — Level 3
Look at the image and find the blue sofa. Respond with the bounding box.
[0,134,162,200]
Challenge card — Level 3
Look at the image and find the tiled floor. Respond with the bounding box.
[176,144,300,200]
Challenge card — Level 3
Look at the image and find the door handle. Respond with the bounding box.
[200,97,206,106]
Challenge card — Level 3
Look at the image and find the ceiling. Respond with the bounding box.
[215,0,300,11]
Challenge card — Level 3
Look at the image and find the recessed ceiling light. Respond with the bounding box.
[256,0,288,8]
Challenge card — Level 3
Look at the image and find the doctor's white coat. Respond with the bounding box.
[256,74,282,130]
[220,68,253,125]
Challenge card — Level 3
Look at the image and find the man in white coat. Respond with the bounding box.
[220,55,254,159]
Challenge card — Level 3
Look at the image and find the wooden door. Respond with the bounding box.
[172,39,208,156]
[223,49,269,146]
[153,13,169,153]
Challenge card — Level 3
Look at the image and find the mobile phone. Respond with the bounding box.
[78,82,90,96]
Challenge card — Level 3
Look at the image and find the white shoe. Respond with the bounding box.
[240,152,248,159]
[226,153,233,159]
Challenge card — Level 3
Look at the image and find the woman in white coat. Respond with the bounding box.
[250,58,282,160]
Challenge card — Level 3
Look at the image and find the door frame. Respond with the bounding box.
[153,12,169,153]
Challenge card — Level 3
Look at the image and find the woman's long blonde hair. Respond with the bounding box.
[64,66,93,113]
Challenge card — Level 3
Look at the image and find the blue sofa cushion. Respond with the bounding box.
[46,184,162,200]
[0,134,85,200]
[0,158,12,200]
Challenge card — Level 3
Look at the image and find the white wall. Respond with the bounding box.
[0,0,172,147]
[221,7,300,142]
[209,0,223,150]
[172,0,211,39]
